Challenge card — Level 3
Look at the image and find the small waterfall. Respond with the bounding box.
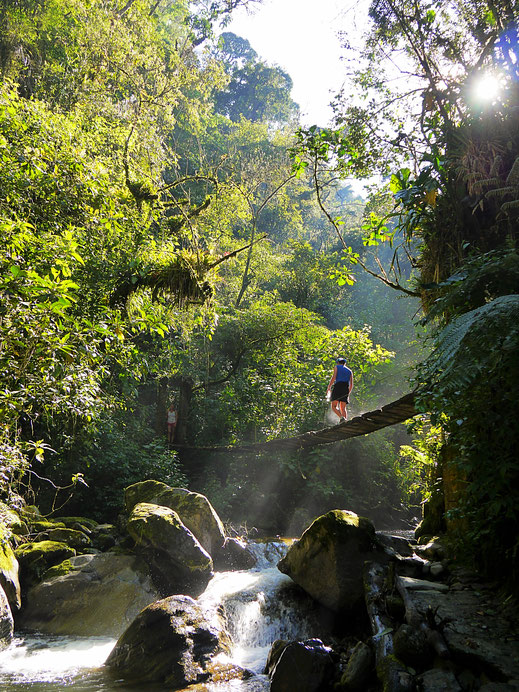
[199,539,323,677]
[0,540,320,691]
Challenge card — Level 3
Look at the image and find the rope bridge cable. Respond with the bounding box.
[172,391,418,454]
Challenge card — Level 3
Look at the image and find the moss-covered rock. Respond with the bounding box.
[127,502,213,597]
[29,520,66,533]
[105,594,227,685]
[18,553,160,637]
[37,528,91,550]
[90,526,117,551]
[277,510,379,612]
[338,641,374,691]
[15,541,76,587]
[53,516,99,531]
[41,559,75,581]
[124,481,225,556]
[0,584,13,651]
[0,502,28,537]
[0,524,21,609]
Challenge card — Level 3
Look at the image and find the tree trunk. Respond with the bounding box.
[175,377,194,445]
[155,377,169,436]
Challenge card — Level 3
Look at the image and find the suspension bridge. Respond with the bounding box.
[173,392,418,454]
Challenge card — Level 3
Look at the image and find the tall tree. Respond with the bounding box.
[213,31,299,123]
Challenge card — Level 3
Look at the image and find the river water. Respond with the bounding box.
[0,540,319,691]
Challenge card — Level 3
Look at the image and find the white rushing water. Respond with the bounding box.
[0,634,119,691]
[0,540,318,691]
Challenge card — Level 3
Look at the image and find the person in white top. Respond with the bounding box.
[167,404,177,443]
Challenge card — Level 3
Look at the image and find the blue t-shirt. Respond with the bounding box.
[336,363,352,384]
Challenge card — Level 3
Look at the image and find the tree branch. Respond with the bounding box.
[208,234,268,269]
[192,323,304,392]
[312,153,420,297]
[116,0,137,17]
[356,254,420,297]
[235,173,295,307]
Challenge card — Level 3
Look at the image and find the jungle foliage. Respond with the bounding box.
[0,0,417,526]
[294,0,518,581]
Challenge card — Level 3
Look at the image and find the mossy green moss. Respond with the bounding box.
[0,522,19,572]
[129,502,184,542]
[16,541,76,563]
[30,521,66,533]
[53,516,99,531]
[0,537,17,575]
[127,503,212,575]
[124,480,171,513]
[15,541,76,584]
[42,559,75,581]
[0,503,27,536]
[40,528,91,549]
[0,521,21,607]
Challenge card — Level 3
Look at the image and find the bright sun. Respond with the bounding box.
[472,73,502,102]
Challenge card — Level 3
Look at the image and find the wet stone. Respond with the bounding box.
[338,640,374,692]
[399,576,449,593]
[429,562,445,577]
[269,638,335,692]
[417,668,462,691]
[409,588,519,683]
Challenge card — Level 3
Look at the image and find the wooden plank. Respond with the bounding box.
[172,392,418,454]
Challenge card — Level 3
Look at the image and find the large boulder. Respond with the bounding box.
[0,584,14,651]
[0,524,21,609]
[125,481,225,556]
[17,553,160,636]
[105,594,227,686]
[277,510,379,611]
[127,502,213,596]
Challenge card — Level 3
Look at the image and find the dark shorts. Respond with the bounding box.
[331,381,350,403]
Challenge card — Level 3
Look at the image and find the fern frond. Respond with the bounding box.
[506,157,519,186]
[484,186,516,199]
[471,177,503,192]
[424,295,519,393]
[501,200,519,213]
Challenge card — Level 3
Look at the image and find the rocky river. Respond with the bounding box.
[0,480,518,691]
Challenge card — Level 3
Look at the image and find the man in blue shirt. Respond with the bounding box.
[326,357,353,422]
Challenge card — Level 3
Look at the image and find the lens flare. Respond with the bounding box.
[471,73,502,102]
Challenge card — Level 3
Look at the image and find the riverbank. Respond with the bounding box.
[0,482,518,690]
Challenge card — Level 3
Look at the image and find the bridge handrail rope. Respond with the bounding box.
[172,392,417,454]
